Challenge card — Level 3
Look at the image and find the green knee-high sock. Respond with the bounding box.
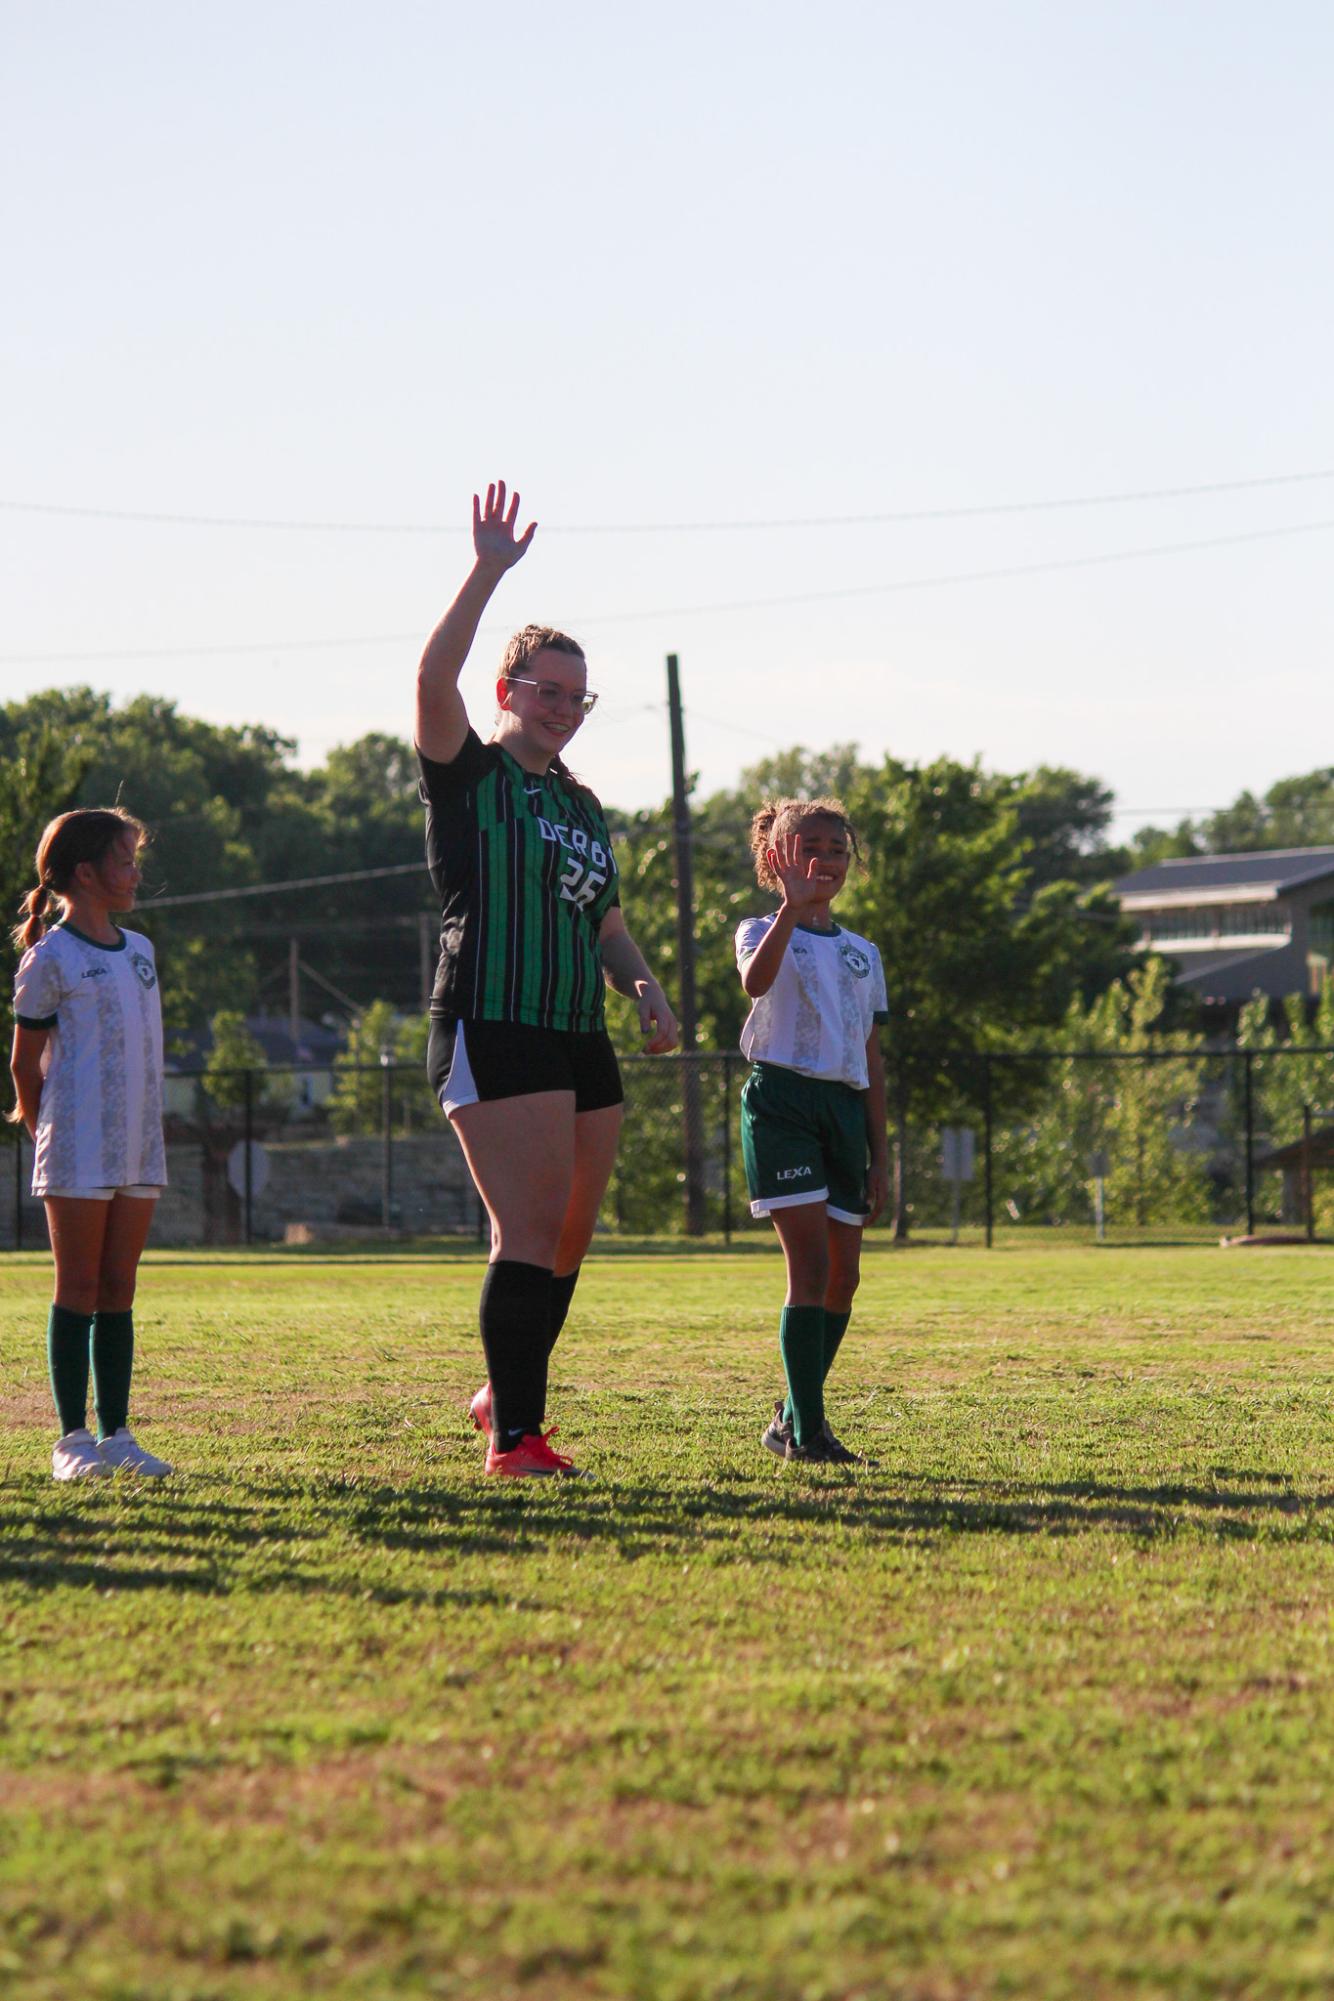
[779,1306,826,1447]
[47,1304,93,1436]
[92,1309,135,1439]
[822,1309,852,1381]
[783,1308,855,1424]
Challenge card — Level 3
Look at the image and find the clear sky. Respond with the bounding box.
[4,1,1332,835]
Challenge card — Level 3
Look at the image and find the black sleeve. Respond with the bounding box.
[417,730,494,804]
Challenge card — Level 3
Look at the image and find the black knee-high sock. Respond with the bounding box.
[547,1268,580,1359]
[480,1260,553,1449]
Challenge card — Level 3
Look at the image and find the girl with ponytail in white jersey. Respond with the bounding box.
[735,799,889,1464]
[9,809,172,1480]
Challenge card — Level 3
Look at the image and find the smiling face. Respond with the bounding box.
[784,813,851,900]
[496,645,593,769]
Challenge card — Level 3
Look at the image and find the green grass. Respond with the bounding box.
[4,1241,1334,2000]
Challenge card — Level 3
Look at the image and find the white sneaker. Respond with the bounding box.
[98,1427,173,1477]
[52,1428,110,1481]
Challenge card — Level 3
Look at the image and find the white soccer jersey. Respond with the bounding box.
[736,915,888,1091]
[13,925,166,1194]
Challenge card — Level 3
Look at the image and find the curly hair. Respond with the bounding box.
[748,796,862,894]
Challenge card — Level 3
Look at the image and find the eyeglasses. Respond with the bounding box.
[504,676,599,716]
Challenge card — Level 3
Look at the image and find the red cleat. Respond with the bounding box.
[469,1382,493,1442]
[483,1427,579,1478]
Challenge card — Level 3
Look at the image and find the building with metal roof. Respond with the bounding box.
[1113,848,1334,1005]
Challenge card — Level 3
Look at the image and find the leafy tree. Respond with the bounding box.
[1128,767,1334,866]
[202,1011,272,1113]
[1126,820,1202,868]
[1203,770,1334,853]
[836,754,1139,1234]
[1001,765,1122,890]
[0,691,442,1031]
[609,797,754,1057]
[1233,984,1334,1226]
[992,959,1212,1232]
[328,1003,435,1135]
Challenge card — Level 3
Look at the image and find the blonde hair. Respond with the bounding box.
[11,807,148,955]
[749,796,862,895]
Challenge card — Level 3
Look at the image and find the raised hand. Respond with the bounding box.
[473,480,537,572]
[768,831,830,915]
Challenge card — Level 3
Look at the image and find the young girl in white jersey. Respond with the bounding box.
[9,809,172,1480]
[736,799,889,1464]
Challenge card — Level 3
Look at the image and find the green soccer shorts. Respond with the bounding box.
[740,1061,869,1224]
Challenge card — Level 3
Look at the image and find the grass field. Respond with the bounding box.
[4,1240,1334,2000]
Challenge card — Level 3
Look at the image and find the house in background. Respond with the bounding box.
[163,1013,346,1117]
[1113,848,1334,1008]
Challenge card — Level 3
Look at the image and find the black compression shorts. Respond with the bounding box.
[427,1017,624,1118]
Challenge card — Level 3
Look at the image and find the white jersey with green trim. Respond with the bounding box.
[735,915,888,1091]
[13,925,166,1194]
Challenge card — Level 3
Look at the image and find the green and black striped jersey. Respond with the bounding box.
[419,732,621,1032]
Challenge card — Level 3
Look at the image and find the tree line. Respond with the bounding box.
[6,688,1334,1233]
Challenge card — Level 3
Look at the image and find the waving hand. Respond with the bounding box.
[473,480,537,573]
[417,479,537,763]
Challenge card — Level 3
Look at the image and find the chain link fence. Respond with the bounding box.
[5,1046,1334,1249]
[895,1044,1334,1245]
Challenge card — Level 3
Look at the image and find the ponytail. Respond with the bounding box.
[9,806,148,957]
[550,753,595,803]
[12,882,51,956]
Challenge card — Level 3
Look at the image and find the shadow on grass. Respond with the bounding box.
[4,1461,1331,1597]
[317,1471,1333,1560]
[0,1487,518,1605]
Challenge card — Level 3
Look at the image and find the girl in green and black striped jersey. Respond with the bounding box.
[416,481,679,1478]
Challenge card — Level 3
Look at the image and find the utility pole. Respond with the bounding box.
[289,938,300,1050]
[667,653,707,1234]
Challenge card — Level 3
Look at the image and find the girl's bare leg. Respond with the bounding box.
[449,1092,582,1449]
[555,1103,623,1276]
[45,1198,112,1315]
[450,1091,578,1264]
[824,1218,864,1315]
[768,1199,831,1305]
[97,1194,157,1310]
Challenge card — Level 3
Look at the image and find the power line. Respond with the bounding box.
[3,466,1333,535]
[7,515,1334,667]
[576,518,1334,624]
[146,861,424,908]
[137,801,1303,915]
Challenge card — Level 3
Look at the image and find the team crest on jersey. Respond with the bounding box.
[839,942,872,978]
[131,953,157,990]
